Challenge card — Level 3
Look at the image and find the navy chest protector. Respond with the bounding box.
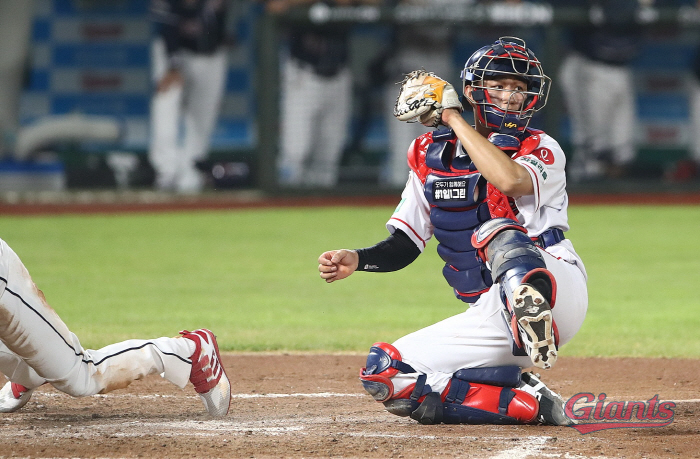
[423,129,493,303]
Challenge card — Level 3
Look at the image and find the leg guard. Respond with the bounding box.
[364,359,539,426]
[439,366,538,425]
[359,342,427,403]
[472,218,559,369]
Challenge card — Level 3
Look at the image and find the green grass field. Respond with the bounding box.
[0,205,698,358]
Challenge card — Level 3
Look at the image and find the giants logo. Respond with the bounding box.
[565,393,675,434]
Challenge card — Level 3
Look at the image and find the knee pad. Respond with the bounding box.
[472,218,545,281]
[472,218,556,306]
[359,342,424,403]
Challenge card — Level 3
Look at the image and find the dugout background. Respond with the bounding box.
[8,0,700,193]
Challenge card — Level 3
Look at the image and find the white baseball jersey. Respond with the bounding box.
[381,131,588,396]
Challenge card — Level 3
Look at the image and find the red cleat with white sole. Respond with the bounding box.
[0,382,34,413]
[180,329,231,417]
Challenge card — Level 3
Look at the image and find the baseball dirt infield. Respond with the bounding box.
[2,355,699,459]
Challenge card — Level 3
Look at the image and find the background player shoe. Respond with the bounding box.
[519,372,575,426]
[513,284,557,369]
[180,329,231,417]
[0,382,34,413]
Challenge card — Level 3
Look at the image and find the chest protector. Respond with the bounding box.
[408,128,542,304]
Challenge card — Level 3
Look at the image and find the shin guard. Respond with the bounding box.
[439,366,538,424]
[472,218,559,368]
[364,360,539,426]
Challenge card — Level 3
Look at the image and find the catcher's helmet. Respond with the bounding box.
[461,36,550,136]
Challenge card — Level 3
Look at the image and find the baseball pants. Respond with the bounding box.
[277,57,352,187]
[558,52,637,167]
[149,39,227,193]
[388,247,587,396]
[0,238,194,395]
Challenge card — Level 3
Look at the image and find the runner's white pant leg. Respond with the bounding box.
[0,344,46,388]
[0,239,193,396]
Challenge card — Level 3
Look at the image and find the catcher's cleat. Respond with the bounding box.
[181,329,231,417]
[513,284,557,369]
[0,382,34,413]
[519,372,576,426]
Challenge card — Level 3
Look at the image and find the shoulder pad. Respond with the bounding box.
[408,132,436,183]
[514,133,542,159]
[432,128,456,142]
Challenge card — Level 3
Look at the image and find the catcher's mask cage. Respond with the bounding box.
[461,36,550,136]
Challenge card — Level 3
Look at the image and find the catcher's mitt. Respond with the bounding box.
[393,69,463,128]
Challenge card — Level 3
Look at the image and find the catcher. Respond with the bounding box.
[318,37,587,425]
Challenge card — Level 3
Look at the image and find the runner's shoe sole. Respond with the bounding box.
[513,284,557,369]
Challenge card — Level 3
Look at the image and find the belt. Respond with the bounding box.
[534,228,566,248]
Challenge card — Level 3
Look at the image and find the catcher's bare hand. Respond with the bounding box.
[394,69,463,128]
[318,249,359,283]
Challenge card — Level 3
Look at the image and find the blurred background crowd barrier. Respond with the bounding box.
[2,0,700,195]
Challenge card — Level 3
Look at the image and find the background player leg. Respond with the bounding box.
[277,59,318,187]
[308,68,351,187]
[179,49,228,194]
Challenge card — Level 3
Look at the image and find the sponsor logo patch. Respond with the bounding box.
[433,178,468,201]
[520,156,548,180]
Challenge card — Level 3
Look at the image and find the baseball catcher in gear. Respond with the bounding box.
[319,35,587,428]
[394,69,463,128]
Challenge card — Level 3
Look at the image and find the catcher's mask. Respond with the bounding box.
[461,36,550,136]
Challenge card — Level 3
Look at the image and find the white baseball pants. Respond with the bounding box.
[0,238,194,395]
[558,52,637,169]
[277,57,351,188]
[149,39,227,193]
[388,248,588,396]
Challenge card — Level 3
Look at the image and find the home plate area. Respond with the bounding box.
[1,354,699,458]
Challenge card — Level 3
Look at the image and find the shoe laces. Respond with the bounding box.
[181,330,223,394]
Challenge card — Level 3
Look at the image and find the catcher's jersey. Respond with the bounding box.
[387,131,587,280]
